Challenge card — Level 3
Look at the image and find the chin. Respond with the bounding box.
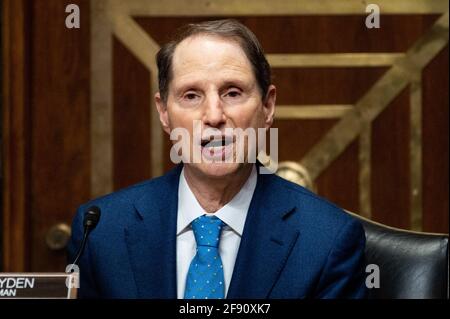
[189,162,246,179]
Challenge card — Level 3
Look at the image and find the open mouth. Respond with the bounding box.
[200,135,234,160]
[200,136,234,149]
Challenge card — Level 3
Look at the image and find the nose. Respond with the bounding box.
[202,94,226,128]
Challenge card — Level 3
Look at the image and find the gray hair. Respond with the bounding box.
[156,19,271,103]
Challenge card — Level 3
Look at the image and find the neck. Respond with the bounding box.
[183,164,253,213]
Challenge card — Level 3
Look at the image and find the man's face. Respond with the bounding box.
[155,34,276,179]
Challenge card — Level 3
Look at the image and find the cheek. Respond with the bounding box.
[167,107,194,129]
[228,105,265,128]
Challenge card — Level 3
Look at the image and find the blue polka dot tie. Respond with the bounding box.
[184,215,225,299]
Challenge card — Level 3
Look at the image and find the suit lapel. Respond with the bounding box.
[125,166,181,298]
[227,172,300,299]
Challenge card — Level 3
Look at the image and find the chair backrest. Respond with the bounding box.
[348,211,449,299]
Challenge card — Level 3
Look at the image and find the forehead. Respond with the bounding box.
[171,35,254,85]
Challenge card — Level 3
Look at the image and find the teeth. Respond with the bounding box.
[201,137,232,148]
[204,140,224,148]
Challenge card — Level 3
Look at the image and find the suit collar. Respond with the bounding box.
[125,165,182,298]
[227,170,300,298]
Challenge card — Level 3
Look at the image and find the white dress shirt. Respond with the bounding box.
[176,166,257,299]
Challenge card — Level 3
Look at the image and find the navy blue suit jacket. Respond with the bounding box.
[68,165,367,298]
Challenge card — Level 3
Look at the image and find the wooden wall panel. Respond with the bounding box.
[422,46,449,233]
[371,89,411,229]
[136,16,437,53]
[1,0,32,272]
[273,68,388,104]
[30,0,90,271]
[275,119,336,162]
[113,37,151,190]
[316,140,360,213]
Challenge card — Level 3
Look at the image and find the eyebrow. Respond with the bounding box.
[221,79,249,89]
[174,78,251,93]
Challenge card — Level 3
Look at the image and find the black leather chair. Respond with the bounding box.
[276,164,448,298]
[347,211,449,299]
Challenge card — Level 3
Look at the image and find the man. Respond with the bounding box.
[68,19,367,299]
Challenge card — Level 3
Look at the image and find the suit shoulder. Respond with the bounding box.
[75,166,180,218]
[272,174,358,226]
[271,174,365,253]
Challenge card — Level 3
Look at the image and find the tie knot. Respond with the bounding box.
[191,215,224,248]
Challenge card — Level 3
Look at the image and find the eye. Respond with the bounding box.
[224,89,242,98]
[183,92,200,100]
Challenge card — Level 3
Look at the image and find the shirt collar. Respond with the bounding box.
[177,165,257,236]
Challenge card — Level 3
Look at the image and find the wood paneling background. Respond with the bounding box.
[29,0,91,272]
[2,0,91,272]
[2,0,32,272]
[2,0,448,272]
[113,37,151,190]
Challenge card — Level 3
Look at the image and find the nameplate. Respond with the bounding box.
[0,273,78,299]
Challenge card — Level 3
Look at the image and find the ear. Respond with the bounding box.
[263,85,276,129]
[155,92,171,135]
